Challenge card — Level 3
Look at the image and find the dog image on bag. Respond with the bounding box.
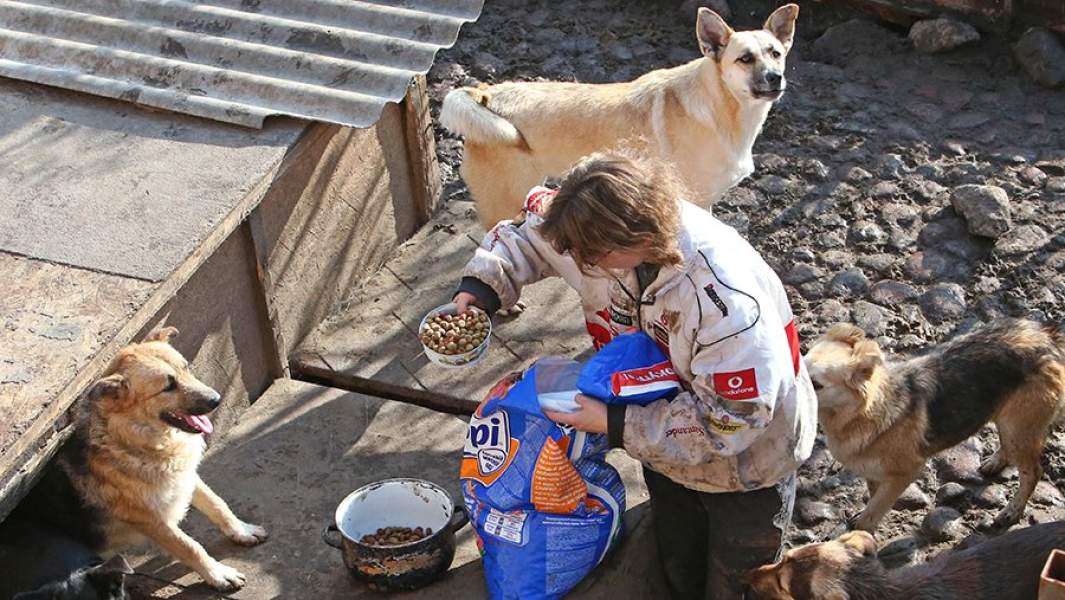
[745,522,1065,600]
[804,318,1065,533]
[439,4,798,228]
[13,327,267,591]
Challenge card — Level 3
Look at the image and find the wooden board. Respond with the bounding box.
[292,201,592,410]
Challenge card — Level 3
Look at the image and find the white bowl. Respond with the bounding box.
[419,303,491,368]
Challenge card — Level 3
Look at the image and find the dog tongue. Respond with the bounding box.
[182,413,214,435]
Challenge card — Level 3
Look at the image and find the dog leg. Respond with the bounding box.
[849,475,915,532]
[991,435,1045,529]
[141,521,246,591]
[991,383,1058,528]
[193,479,268,546]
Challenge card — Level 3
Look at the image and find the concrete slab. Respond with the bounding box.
[0,77,305,281]
[293,201,594,408]
[127,379,660,599]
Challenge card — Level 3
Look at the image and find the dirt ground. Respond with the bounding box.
[426,0,1065,568]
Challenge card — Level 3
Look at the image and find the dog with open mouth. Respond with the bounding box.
[14,327,267,591]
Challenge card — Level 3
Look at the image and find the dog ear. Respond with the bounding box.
[847,341,883,388]
[825,322,866,347]
[763,4,799,53]
[696,7,733,59]
[145,326,179,344]
[839,530,878,557]
[89,374,129,406]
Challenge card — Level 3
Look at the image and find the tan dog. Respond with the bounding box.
[53,328,266,590]
[746,523,1065,599]
[440,5,798,229]
[804,319,1065,533]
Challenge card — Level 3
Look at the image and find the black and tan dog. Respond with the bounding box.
[15,328,266,591]
[804,318,1065,532]
[746,523,1065,599]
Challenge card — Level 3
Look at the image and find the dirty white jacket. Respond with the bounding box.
[460,188,817,493]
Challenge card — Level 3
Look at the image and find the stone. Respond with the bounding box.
[1049,177,1065,194]
[678,0,731,22]
[721,187,764,208]
[922,506,965,542]
[973,484,1008,508]
[876,153,908,179]
[827,268,870,298]
[994,225,1049,255]
[756,175,790,195]
[905,250,952,283]
[607,41,634,60]
[951,185,1012,238]
[931,440,982,482]
[796,498,836,525]
[912,179,948,202]
[1019,166,1048,188]
[844,166,873,183]
[812,19,902,65]
[881,203,919,225]
[935,482,969,507]
[850,221,887,244]
[949,112,991,129]
[1032,481,1065,507]
[471,50,505,78]
[905,101,944,123]
[879,535,921,568]
[783,263,824,286]
[871,280,920,305]
[895,484,931,510]
[852,301,886,336]
[804,159,832,182]
[1013,28,1065,88]
[909,18,980,54]
[871,181,899,198]
[858,254,897,274]
[818,299,851,324]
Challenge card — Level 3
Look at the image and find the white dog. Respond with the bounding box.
[440,5,798,228]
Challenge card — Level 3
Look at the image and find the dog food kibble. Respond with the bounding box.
[420,310,489,355]
[360,526,433,546]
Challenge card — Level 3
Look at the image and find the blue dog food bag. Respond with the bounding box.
[461,333,678,600]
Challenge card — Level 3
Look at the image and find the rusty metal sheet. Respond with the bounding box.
[0,0,484,128]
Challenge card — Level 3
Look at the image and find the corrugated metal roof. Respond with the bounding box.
[0,0,483,128]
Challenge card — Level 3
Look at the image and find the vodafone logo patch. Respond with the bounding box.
[712,368,759,400]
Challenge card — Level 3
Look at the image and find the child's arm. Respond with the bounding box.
[458,187,575,312]
[610,306,795,463]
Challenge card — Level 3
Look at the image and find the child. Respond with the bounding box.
[453,152,817,599]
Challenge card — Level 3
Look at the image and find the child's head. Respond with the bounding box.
[539,152,684,272]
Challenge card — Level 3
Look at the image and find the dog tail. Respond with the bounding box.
[440,88,525,147]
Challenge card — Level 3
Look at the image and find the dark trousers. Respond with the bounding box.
[643,467,796,600]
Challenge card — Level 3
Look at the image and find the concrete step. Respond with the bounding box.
[291,201,593,411]
[129,378,660,599]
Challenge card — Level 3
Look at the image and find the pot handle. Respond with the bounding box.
[322,524,343,549]
[448,504,470,533]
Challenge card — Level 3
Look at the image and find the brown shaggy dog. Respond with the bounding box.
[746,523,1065,600]
[804,318,1065,532]
[19,328,267,591]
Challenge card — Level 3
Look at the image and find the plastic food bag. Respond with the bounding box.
[461,332,678,599]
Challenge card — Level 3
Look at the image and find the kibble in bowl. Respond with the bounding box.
[360,526,434,547]
[419,303,491,368]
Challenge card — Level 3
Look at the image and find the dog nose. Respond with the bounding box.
[766,72,782,87]
[199,391,221,411]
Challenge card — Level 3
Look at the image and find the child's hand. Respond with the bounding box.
[453,292,483,315]
[544,394,608,433]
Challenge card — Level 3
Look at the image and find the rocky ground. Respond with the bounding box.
[425,0,1065,568]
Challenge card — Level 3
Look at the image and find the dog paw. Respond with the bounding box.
[846,511,877,533]
[203,562,246,591]
[227,521,268,546]
[990,508,1021,530]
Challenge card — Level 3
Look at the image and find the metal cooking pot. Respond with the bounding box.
[323,478,469,592]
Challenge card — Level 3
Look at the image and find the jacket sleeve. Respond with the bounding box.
[461,212,572,312]
[620,296,793,463]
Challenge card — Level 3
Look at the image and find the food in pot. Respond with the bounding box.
[360,526,433,546]
[419,310,489,355]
